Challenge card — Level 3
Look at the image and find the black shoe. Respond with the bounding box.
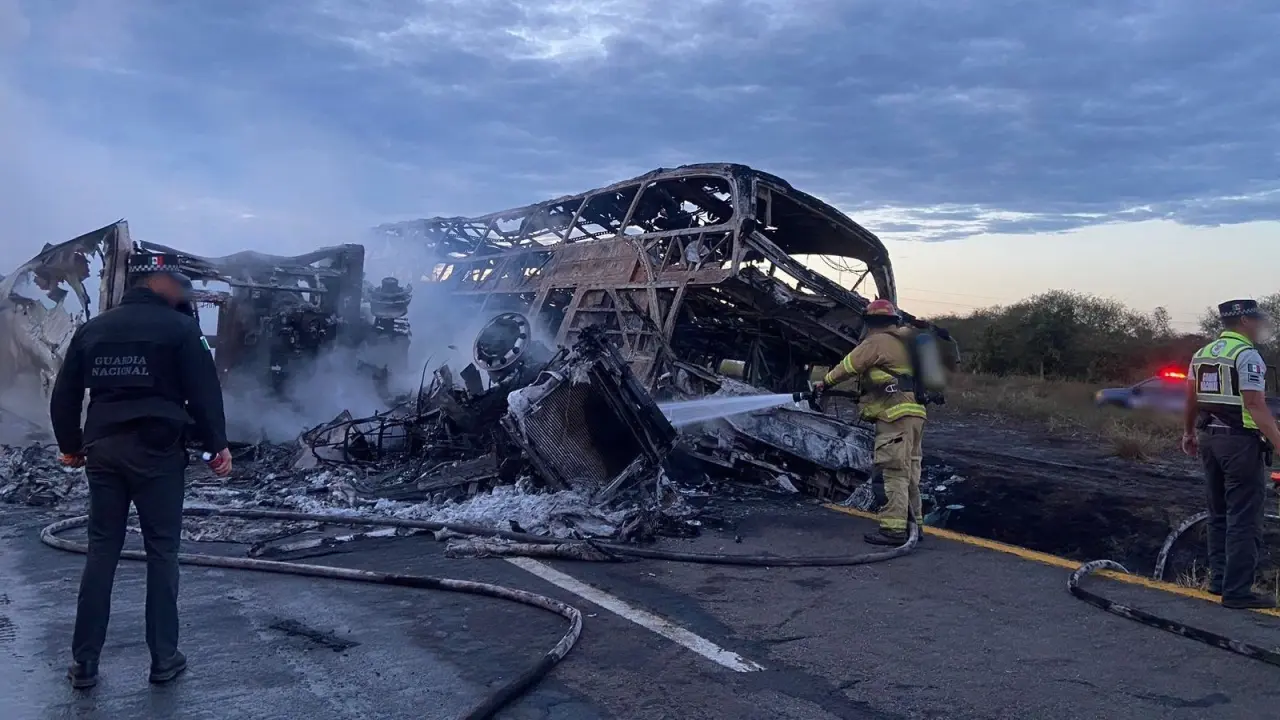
[67,661,98,690]
[1207,576,1222,595]
[149,651,187,684]
[864,531,907,547]
[1221,593,1277,609]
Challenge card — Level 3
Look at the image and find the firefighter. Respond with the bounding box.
[1182,299,1280,609]
[49,265,232,688]
[814,298,927,545]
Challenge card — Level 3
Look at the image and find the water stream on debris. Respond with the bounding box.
[659,393,799,427]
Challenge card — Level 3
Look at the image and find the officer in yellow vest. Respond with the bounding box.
[815,299,926,545]
[1182,299,1280,609]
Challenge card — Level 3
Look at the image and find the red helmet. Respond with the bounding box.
[865,298,899,318]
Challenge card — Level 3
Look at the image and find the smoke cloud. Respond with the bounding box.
[221,345,395,444]
[218,228,512,444]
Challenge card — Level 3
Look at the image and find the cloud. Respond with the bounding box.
[1,0,1277,264]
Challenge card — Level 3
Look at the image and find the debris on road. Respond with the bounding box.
[0,164,960,551]
[0,444,83,506]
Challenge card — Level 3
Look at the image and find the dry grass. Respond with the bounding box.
[1175,560,1280,601]
[1174,559,1211,592]
[941,373,1181,462]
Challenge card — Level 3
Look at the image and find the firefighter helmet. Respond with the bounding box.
[864,298,899,318]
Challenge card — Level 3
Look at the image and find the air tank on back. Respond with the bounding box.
[913,331,948,393]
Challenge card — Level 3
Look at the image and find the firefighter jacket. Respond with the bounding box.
[825,327,928,422]
[1190,330,1266,431]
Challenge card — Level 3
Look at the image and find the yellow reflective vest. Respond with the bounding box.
[1190,330,1258,430]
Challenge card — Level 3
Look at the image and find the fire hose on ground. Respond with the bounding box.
[1152,509,1280,583]
[1064,478,1279,666]
[41,510,583,720]
[41,506,918,717]
[1067,559,1280,667]
[1070,483,1280,669]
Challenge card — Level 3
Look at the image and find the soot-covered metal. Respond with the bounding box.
[377,163,946,391]
[0,220,413,410]
[117,240,410,396]
[3,165,949,525]
[375,163,949,502]
[503,325,678,504]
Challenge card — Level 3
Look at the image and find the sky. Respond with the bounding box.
[1,0,1277,331]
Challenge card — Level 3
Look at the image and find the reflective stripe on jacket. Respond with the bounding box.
[1190,330,1257,430]
[828,329,927,422]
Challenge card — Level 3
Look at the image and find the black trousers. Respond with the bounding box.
[72,429,186,665]
[1198,431,1269,601]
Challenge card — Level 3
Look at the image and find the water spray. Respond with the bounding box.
[658,390,821,427]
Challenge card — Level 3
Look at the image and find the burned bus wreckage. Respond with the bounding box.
[0,221,411,402]
[0,163,954,532]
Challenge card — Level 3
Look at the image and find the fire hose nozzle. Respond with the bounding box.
[794,389,824,411]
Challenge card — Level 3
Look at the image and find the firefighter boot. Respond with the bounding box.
[864,529,908,546]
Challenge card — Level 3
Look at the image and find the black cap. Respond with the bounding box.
[1218,299,1266,320]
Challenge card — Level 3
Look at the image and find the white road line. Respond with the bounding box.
[505,557,765,673]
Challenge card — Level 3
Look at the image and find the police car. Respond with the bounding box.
[1095,367,1280,415]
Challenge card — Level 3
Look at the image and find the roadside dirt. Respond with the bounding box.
[923,414,1280,579]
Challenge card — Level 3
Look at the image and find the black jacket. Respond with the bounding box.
[49,288,228,454]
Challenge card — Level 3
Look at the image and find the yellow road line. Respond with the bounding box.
[824,504,1280,618]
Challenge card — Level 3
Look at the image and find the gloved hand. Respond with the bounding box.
[804,380,828,411]
[59,453,85,468]
[207,448,233,477]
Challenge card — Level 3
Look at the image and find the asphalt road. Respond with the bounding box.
[3,498,1279,720]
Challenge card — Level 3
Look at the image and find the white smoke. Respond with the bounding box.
[221,344,396,444]
[220,227,515,443]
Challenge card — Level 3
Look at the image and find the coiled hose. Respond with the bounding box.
[1068,559,1280,667]
[41,511,584,720]
[1152,510,1280,582]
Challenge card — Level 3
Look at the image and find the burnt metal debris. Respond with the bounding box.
[128,239,410,396]
[1,163,955,539]
[292,317,679,518]
[0,220,411,406]
[377,162,911,391]
[375,163,948,502]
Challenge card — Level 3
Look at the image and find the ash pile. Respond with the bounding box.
[0,443,85,506]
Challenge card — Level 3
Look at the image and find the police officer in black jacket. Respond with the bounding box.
[49,262,232,689]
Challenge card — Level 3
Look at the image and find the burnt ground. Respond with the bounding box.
[5,498,1280,720]
[922,416,1280,580]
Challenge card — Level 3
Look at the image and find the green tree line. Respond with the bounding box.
[929,291,1280,383]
